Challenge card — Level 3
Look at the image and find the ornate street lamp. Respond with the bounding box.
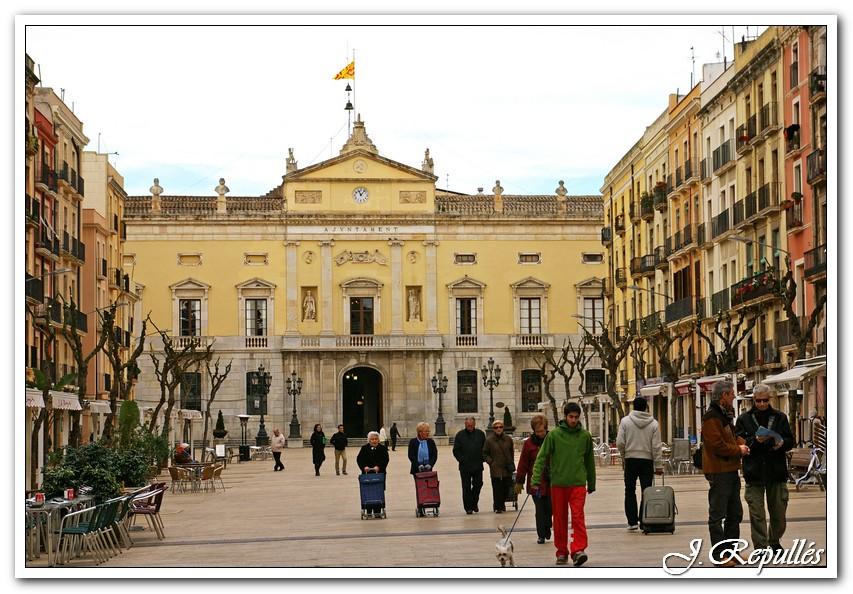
[253,363,271,446]
[430,367,449,437]
[286,370,303,440]
[481,357,501,433]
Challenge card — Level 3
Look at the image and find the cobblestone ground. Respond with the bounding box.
[26,445,828,570]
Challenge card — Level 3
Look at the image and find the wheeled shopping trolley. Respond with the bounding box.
[414,471,440,517]
[358,472,387,519]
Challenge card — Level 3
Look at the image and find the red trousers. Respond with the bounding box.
[551,485,588,557]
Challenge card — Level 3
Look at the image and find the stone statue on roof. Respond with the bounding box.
[149,178,163,197]
[422,148,434,174]
[555,180,568,197]
[286,148,298,174]
[215,178,230,197]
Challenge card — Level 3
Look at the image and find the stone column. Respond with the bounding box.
[319,240,334,336]
[285,241,299,336]
[389,239,404,335]
[423,240,439,335]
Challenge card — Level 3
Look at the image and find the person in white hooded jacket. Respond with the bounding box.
[616,397,662,530]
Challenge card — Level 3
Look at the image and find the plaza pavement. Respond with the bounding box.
[28,445,828,570]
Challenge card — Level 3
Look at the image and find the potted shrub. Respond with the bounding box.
[212,410,228,439]
[502,406,515,434]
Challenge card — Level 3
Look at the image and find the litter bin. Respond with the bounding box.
[239,445,251,461]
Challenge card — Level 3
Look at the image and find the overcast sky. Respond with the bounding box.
[22,19,776,197]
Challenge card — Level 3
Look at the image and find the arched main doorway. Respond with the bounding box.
[342,367,383,438]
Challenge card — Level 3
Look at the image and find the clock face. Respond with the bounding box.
[353,187,369,204]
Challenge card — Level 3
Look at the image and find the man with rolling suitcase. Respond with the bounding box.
[616,396,663,531]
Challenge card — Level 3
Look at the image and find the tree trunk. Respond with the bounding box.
[202,410,211,455]
[30,408,46,489]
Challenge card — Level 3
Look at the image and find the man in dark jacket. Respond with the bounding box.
[483,420,516,513]
[390,422,401,451]
[329,424,348,475]
[735,383,795,552]
[452,417,486,514]
[701,380,750,565]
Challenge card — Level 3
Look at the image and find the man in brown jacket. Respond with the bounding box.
[701,380,750,566]
[483,420,516,513]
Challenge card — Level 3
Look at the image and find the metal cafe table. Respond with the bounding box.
[175,462,214,492]
[25,494,94,567]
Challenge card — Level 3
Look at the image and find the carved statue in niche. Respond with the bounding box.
[407,251,418,264]
[302,289,316,321]
[303,251,314,264]
[407,288,421,322]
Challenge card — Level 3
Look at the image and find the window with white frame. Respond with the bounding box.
[179,299,200,336]
[583,297,604,334]
[519,297,541,334]
[246,299,267,336]
[456,298,477,335]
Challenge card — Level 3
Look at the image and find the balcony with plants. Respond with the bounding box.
[809,65,826,101]
[640,192,654,221]
[784,193,805,231]
[731,270,779,307]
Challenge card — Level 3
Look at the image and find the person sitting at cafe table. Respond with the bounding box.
[174,443,195,464]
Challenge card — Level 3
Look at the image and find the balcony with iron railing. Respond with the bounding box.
[743,190,756,219]
[73,238,85,262]
[804,244,827,279]
[711,209,730,239]
[655,180,671,203]
[672,230,682,253]
[712,140,734,173]
[614,325,629,342]
[640,193,655,220]
[746,340,780,367]
[601,226,612,245]
[731,270,778,307]
[654,245,668,269]
[630,254,657,278]
[759,102,780,135]
[61,231,71,255]
[109,267,122,289]
[665,296,695,324]
[775,316,804,348]
[629,200,640,223]
[99,258,108,279]
[25,273,44,303]
[58,161,70,186]
[695,297,706,319]
[696,222,708,246]
[603,276,612,297]
[789,60,799,89]
[674,166,683,189]
[39,164,57,192]
[785,199,805,231]
[700,158,709,182]
[615,268,628,288]
[732,199,745,228]
[639,311,662,336]
[25,195,40,227]
[809,65,826,101]
[627,319,638,336]
[736,122,754,153]
[122,273,131,293]
[620,369,629,386]
[754,182,782,219]
[614,214,626,235]
[680,224,694,250]
[654,187,668,211]
[807,149,826,184]
[684,159,697,184]
[711,287,730,316]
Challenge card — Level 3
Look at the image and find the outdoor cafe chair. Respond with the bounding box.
[213,464,225,491]
[200,464,216,493]
[129,487,167,540]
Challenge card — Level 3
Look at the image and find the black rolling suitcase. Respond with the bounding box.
[640,473,677,534]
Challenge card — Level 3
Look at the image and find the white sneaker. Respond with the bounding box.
[627,524,639,531]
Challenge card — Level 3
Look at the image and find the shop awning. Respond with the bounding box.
[640,383,671,398]
[84,399,113,414]
[674,380,694,396]
[26,389,45,409]
[50,392,82,411]
[763,364,826,388]
[179,409,203,421]
[697,375,729,392]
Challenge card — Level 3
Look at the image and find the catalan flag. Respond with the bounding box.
[334,61,355,80]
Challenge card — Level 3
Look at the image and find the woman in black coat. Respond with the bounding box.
[357,431,390,516]
[309,424,326,476]
[407,422,438,475]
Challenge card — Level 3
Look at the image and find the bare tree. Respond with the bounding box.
[648,323,693,383]
[100,304,148,443]
[147,318,212,440]
[769,262,827,360]
[695,307,759,374]
[582,324,634,420]
[534,348,566,426]
[59,298,109,448]
[201,357,233,453]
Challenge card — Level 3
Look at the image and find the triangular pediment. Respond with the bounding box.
[285,149,437,183]
[169,277,210,291]
[575,277,604,289]
[447,275,487,290]
[235,277,277,290]
[341,276,384,290]
[511,276,551,290]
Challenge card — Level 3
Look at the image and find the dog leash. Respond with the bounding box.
[505,492,531,540]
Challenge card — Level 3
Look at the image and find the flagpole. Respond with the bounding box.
[352,48,356,120]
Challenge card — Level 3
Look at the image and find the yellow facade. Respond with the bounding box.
[125,118,605,440]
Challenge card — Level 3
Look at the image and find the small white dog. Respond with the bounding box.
[495,525,515,567]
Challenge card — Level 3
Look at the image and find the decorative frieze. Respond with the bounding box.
[334,249,388,266]
[295,190,322,204]
[399,190,426,204]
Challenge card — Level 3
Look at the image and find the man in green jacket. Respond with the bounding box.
[532,402,596,567]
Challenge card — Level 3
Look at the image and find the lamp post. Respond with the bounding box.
[237,414,250,461]
[253,363,271,446]
[286,370,303,440]
[430,367,449,437]
[481,357,501,433]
